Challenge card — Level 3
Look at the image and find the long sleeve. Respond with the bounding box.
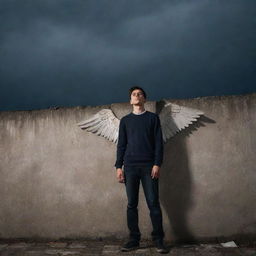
[154,115,164,167]
[114,117,127,169]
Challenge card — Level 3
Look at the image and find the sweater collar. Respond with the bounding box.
[131,110,147,115]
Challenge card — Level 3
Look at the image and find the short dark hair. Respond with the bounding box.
[129,86,147,99]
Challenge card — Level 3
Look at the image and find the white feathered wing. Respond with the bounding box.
[159,99,204,143]
[77,109,120,144]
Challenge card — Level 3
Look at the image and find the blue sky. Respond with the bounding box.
[0,0,255,111]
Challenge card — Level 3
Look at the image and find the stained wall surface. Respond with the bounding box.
[0,93,255,242]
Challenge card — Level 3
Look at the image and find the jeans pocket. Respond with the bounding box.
[141,165,153,175]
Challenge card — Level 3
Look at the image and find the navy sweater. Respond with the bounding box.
[114,110,164,168]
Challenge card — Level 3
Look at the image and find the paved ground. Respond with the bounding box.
[0,239,255,255]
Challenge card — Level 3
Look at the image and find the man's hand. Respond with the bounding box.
[116,168,125,183]
[151,165,160,179]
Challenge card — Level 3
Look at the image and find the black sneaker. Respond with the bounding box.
[155,239,169,254]
[121,239,140,252]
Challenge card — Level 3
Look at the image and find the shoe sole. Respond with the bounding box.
[156,248,168,253]
[121,245,140,252]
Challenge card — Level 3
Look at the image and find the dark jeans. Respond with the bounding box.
[123,165,165,242]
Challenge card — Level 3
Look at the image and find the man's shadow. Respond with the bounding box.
[156,100,215,245]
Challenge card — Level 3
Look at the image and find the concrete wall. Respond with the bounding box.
[0,93,255,243]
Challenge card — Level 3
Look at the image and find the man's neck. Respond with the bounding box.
[132,105,145,114]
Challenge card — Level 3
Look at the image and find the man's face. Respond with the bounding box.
[130,89,146,106]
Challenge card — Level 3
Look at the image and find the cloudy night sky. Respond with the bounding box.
[0,0,255,111]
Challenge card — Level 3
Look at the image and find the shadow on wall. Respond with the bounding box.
[158,107,216,243]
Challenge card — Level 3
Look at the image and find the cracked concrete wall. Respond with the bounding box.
[0,93,255,242]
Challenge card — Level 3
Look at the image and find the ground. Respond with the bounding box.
[0,239,255,255]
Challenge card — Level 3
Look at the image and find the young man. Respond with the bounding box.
[114,86,168,254]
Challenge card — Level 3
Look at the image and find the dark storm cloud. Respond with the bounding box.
[0,0,255,111]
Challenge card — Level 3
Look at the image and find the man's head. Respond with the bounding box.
[129,86,147,106]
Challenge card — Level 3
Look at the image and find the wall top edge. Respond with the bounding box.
[0,92,255,114]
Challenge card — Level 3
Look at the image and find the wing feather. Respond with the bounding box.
[159,99,204,143]
[77,109,120,143]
